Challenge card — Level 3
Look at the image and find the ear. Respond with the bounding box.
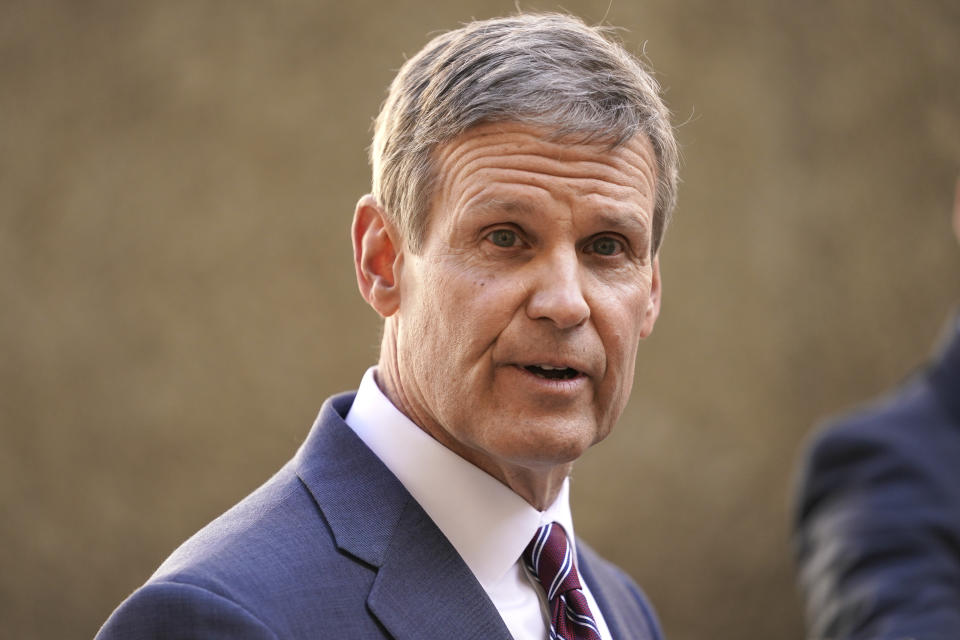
[639,255,662,339]
[352,194,403,317]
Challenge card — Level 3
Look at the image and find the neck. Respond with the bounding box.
[375,329,571,511]
[499,464,572,511]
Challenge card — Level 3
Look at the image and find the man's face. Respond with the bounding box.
[390,122,661,487]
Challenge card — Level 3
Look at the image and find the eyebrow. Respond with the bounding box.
[474,198,537,216]
[474,197,649,235]
[594,210,649,235]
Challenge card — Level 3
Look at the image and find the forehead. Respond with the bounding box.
[430,122,657,223]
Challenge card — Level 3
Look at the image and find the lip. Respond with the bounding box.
[503,363,591,395]
[511,356,598,379]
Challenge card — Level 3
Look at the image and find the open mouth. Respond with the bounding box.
[524,365,581,380]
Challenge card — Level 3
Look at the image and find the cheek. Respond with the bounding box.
[595,332,639,431]
[413,271,506,361]
[448,273,521,329]
[594,291,649,382]
[602,330,639,391]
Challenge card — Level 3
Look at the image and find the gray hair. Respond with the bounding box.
[370,13,679,254]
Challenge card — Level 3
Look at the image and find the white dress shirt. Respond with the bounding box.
[344,367,612,640]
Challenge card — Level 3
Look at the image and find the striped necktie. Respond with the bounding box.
[523,523,602,640]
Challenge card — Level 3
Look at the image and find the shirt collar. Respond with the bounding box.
[343,367,576,589]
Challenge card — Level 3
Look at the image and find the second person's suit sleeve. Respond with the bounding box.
[794,422,960,640]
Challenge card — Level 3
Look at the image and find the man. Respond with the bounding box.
[794,181,960,639]
[97,13,678,639]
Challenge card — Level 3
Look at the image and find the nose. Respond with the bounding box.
[525,248,590,329]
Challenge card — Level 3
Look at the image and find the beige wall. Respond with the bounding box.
[2,2,958,638]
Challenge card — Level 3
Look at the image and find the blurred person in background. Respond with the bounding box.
[794,180,960,639]
[95,13,678,640]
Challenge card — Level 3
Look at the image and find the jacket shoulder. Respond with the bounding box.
[98,395,398,639]
[798,374,960,519]
[100,464,379,638]
[95,580,279,640]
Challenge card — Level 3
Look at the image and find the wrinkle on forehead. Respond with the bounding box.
[433,123,657,211]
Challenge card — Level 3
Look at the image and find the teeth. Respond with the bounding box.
[524,364,579,380]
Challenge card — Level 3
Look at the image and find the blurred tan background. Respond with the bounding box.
[2,1,958,638]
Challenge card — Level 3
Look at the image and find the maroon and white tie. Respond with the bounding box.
[523,523,602,640]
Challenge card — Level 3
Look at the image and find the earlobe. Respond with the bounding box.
[352,195,402,317]
[639,256,662,339]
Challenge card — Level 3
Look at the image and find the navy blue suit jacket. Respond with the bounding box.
[794,316,960,639]
[97,392,663,639]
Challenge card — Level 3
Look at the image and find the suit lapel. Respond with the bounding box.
[295,393,512,640]
[580,551,628,640]
[578,541,662,640]
[367,497,512,640]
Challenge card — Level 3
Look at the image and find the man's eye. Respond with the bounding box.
[488,229,519,247]
[590,237,623,256]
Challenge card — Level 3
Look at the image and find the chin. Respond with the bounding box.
[498,424,604,467]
